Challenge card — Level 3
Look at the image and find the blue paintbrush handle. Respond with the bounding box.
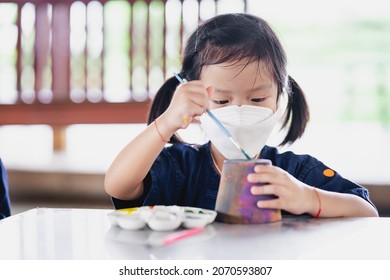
[205,110,231,137]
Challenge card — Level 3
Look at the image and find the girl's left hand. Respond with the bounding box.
[247,165,316,215]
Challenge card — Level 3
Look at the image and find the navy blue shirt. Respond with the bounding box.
[0,159,11,219]
[113,142,373,212]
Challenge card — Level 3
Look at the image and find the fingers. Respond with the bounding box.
[249,185,284,210]
[248,166,312,215]
[250,184,282,196]
[176,81,209,110]
[176,82,208,114]
[166,81,209,129]
[181,116,190,123]
[247,165,291,186]
[206,86,214,97]
[256,198,280,209]
[253,164,281,175]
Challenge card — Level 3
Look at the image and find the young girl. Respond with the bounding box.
[105,13,378,218]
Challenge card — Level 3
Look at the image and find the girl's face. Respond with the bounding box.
[200,60,278,112]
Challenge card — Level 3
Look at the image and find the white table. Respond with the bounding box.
[0,208,388,260]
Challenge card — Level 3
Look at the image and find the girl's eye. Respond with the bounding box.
[211,99,229,105]
[251,98,266,103]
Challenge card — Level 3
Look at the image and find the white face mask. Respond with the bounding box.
[199,105,282,159]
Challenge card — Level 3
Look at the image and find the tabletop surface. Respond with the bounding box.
[0,208,389,260]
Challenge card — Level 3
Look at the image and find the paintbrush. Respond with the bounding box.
[174,73,251,160]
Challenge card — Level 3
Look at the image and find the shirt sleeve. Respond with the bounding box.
[110,148,178,209]
[0,159,11,219]
[111,172,152,209]
[110,150,177,209]
[111,144,202,209]
[296,156,374,206]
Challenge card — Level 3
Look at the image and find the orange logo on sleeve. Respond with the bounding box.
[323,168,335,177]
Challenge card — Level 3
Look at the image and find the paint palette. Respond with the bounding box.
[108,205,217,231]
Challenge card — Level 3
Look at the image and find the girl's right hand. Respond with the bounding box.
[162,80,211,132]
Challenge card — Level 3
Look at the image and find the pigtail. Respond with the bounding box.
[280,76,310,145]
[147,76,183,143]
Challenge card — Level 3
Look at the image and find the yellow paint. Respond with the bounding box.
[118,208,138,214]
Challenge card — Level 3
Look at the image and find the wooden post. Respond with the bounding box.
[51,2,71,153]
[52,126,67,152]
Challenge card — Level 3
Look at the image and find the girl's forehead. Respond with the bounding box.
[200,60,274,85]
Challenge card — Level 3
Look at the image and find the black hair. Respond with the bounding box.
[148,13,309,145]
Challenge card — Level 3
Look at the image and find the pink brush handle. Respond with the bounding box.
[163,227,205,246]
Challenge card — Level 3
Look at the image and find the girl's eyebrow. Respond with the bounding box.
[214,84,273,94]
[247,84,273,92]
[213,88,231,94]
